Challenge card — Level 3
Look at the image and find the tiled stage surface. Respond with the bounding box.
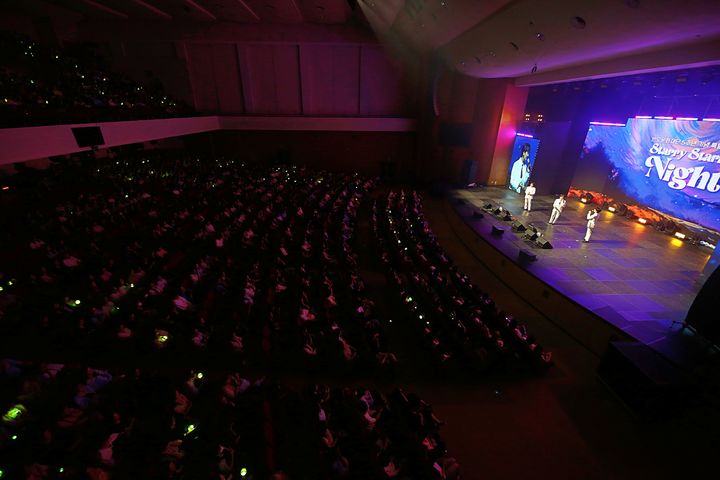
[449,187,713,366]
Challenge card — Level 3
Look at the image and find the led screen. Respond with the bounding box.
[571,118,720,231]
[507,137,540,193]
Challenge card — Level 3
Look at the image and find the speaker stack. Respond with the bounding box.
[511,221,527,232]
[535,237,553,249]
[523,229,539,241]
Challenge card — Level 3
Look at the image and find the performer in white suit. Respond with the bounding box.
[548,194,566,224]
[524,182,536,211]
[584,208,599,242]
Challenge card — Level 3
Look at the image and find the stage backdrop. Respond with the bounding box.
[570,118,720,231]
[507,136,540,193]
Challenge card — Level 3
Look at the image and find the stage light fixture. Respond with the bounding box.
[674,232,686,240]
[635,115,652,119]
[654,116,674,120]
[676,117,698,121]
[589,121,626,126]
[580,197,588,203]
[702,118,720,122]
[638,218,648,225]
[608,206,616,212]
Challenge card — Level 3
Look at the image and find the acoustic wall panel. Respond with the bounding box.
[300,45,360,115]
[211,44,244,114]
[239,44,301,114]
[186,43,219,112]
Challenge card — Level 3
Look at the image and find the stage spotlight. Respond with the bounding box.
[580,197,588,203]
[674,232,686,240]
[638,218,648,225]
[608,206,616,212]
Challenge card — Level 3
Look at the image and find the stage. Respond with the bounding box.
[448,186,714,366]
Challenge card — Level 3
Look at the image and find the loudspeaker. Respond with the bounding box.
[460,159,479,185]
[492,207,503,216]
[439,122,471,147]
[511,221,526,232]
[518,249,537,262]
[535,237,553,249]
[71,126,105,147]
[523,230,539,241]
[491,226,504,236]
[686,261,720,344]
[502,211,513,221]
[472,211,484,218]
[483,203,493,210]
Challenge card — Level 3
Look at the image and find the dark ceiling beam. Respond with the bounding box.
[80,0,129,19]
[288,0,305,22]
[131,0,173,20]
[235,0,261,21]
[184,0,217,21]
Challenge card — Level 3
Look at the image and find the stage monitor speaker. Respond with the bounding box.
[71,126,105,148]
[511,221,527,232]
[597,341,688,419]
[502,211,513,221]
[523,230,539,241]
[492,207,503,216]
[491,226,504,236]
[472,211,484,218]
[518,249,537,262]
[483,203,493,210]
[535,237,553,249]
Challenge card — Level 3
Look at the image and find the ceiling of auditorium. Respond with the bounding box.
[359,0,720,85]
[2,0,354,24]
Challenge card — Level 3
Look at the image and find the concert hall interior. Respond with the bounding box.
[2,1,720,479]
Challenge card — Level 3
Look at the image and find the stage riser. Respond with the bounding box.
[444,200,633,360]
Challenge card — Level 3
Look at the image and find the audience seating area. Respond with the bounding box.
[0,358,459,479]
[371,190,552,373]
[0,31,191,127]
[0,149,562,479]
[0,153,393,375]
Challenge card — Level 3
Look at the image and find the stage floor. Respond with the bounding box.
[449,187,712,364]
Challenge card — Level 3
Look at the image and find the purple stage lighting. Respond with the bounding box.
[702,118,720,122]
[654,116,674,120]
[676,117,698,121]
[635,115,653,119]
[589,121,626,127]
[516,133,534,138]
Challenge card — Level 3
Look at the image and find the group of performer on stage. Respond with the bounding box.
[508,146,599,242]
[517,183,599,243]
